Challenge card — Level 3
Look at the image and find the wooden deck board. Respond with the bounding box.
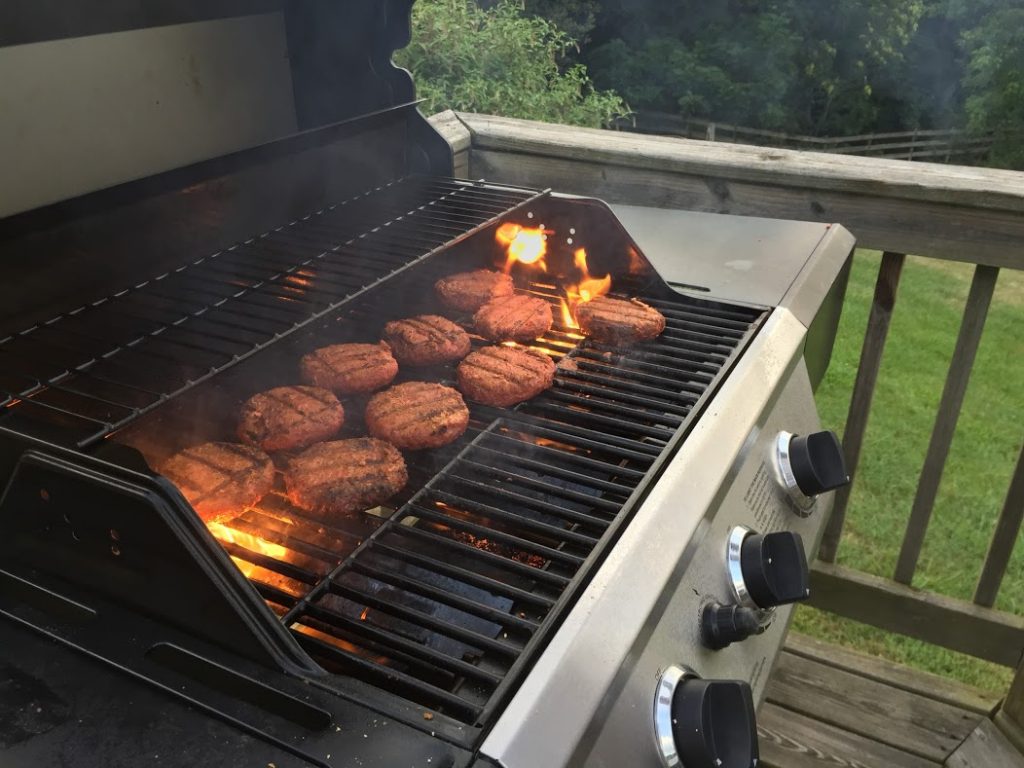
[759,703,939,768]
[785,633,1000,716]
[946,720,1024,767]
[763,634,994,766]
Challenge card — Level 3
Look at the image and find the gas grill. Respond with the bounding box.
[1,4,853,767]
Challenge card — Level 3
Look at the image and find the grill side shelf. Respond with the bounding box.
[0,176,547,447]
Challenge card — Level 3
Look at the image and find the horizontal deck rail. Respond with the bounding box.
[613,112,996,164]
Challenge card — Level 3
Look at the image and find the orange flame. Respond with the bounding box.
[560,248,612,330]
[496,222,549,272]
[208,521,288,579]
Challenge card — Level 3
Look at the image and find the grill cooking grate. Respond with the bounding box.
[0,177,545,446]
[204,282,763,728]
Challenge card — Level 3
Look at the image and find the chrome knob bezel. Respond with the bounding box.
[654,664,696,767]
[727,526,776,622]
[775,430,815,515]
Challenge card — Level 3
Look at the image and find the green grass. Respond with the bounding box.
[792,249,1024,693]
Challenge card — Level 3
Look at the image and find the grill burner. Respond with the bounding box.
[0,172,763,743]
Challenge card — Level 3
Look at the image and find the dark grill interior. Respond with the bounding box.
[0,175,764,738]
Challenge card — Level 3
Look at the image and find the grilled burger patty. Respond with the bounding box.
[237,385,344,452]
[161,442,275,523]
[365,381,470,450]
[576,296,666,343]
[300,342,398,394]
[474,293,553,342]
[435,269,515,312]
[457,345,556,407]
[284,438,408,516]
[382,315,471,366]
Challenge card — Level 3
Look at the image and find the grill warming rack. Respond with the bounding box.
[0,176,545,446]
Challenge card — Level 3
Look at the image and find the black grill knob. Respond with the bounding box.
[655,667,759,768]
[788,431,849,497]
[740,531,810,608]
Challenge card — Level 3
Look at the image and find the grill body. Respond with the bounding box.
[0,6,854,767]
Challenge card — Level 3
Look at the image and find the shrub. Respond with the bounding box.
[395,0,628,128]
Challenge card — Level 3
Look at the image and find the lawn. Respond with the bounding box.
[793,249,1024,693]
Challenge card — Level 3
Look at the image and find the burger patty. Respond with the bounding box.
[457,345,556,407]
[365,381,470,450]
[161,442,275,523]
[435,269,515,313]
[576,296,666,343]
[237,385,344,452]
[382,315,471,366]
[300,342,398,394]
[474,294,553,342]
[284,438,408,517]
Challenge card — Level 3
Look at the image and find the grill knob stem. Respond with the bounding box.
[740,530,810,608]
[701,602,766,649]
[655,666,759,768]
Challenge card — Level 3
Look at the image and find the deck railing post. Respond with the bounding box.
[975,440,1024,607]
[994,650,1024,754]
[818,252,906,563]
[894,265,1000,585]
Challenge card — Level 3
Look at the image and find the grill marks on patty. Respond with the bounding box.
[457,346,556,407]
[474,294,553,342]
[383,315,472,366]
[435,269,515,312]
[161,442,275,523]
[365,381,470,449]
[300,342,398,394]
[284,438,408,516]
[237,385,344,452]
[576,296,666,343]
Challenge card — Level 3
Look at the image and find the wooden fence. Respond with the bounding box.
[614,111,995,164]
[430,109,1024,742]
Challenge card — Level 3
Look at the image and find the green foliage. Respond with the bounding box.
[961,5,1024,168]
[395,0,627,128]
[586,0,925,135]
[522,0,601,43]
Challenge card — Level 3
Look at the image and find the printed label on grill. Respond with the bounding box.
[744,464,782,532]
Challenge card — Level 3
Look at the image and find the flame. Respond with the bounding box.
[533,436,578,452]
[560,249,612,330]
[207,521,288,579]
[292,623,391,665]
[559,300,576,329]
[496,222,549,272]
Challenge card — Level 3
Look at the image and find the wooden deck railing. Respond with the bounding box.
[614,112,996,164]
[429,110,1024,739]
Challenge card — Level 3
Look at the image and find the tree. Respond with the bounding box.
[959,3,1024,168]
[395,0,627,128]
[584,0,926,136]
